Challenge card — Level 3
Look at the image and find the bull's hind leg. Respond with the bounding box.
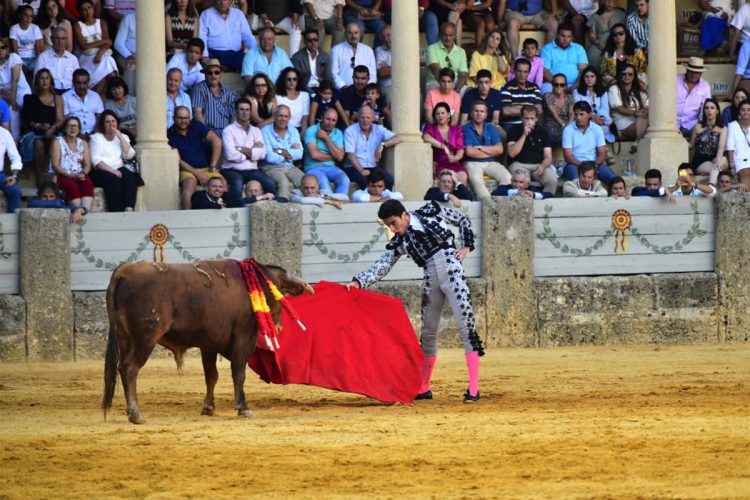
[119,335,159,424]
[200,350,218,416]
[230,354,253,418]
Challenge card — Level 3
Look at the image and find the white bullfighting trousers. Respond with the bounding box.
[420,248,477,357]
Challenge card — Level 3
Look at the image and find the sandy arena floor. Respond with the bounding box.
[1,344,749,499]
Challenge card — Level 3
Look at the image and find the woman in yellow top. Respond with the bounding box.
[599,23,647,87]
[468,28,509,90]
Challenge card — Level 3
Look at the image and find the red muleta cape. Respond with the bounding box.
[248,281,424,404]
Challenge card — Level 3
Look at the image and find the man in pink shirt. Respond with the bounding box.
[676,57,712,138]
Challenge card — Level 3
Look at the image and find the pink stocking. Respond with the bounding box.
[419,355,437,393]
[465,351,480,396]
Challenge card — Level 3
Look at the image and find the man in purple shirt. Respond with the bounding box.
[676,57,712,138]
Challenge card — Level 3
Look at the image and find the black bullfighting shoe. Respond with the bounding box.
[415,390,433,400]
[463,390,480,403]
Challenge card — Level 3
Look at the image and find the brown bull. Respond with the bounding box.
[101,259,314,424]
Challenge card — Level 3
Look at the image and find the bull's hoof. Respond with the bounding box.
[237,408,254,418]
[201,405,215,416]
[127,409,145,425]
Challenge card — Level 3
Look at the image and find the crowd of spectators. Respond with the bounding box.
[4,0,750,221]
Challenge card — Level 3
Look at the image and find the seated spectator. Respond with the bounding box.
[632,168,675,200]
[338,64,369,125]
[62,68,103,137]
[0,124,23,213]
[103,76,135,140]
[244,180,277,203]
[343,104,401,189]
[38,0,74,52]
[668,164,717,198]
[468,28,508,90]
[291,28,333,93]
[725,98,750,189]
[166,68,191,129]
[689,98,727,186]
[198,0,256,71]
[255,0,304,56]
[461,99,508,200]
[424,168,473,208]
[165,0,199,58]
[89,110,140,212]
[27,180,87,223]
[607,175,629,198]
[330,22,376,90]
[374,24,392,100]
[498,1,558,59]
[423,102,466,182]
[725,88,749,125]
[676,58,711,138]
[34,25,79,94]
[244,72,276,128]
[716,170,748,193]
[459,0,495,46]
[730,2,750,60]
[241,27,293,85]
[424,67,461,125]
[10,5,44,72]
[113,11,136,93]
[542,73,574,146]
[425,21,467,91]
[562,161,607,197]
[585,0,626,70]
[290,173,346,208]
[414,0,439,46]
[560,0,598,44]
[626,0,648,52]
[540,23,587,93]
[342,0,386,48]
[302,0,346,47]
[303,107,350,199]
[166,37,204,94]
[428,1,464,40]
[309,79,346,126]
[500,57,542,131]
[492,169,554,199]
[190,176,270,209]
[260,105,304,202]
[599,22,647,87]
[562,100,615,183]
[506,105,558,195]
[460,69,502,126]
[275,67,311,135]
[508,38,543,89]
[364,82,389,126]
[73,0,117,94]
[191,59,238,133]
[0,38,32,140]
[49,115,94,214]
[572,65,614,143]
[168,106,224,209]
[608,62,649,141]
[352,169,403,203]
[21,68,64,185]
[221,98,277,206]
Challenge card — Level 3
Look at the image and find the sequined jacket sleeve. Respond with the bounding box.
[438,206,475,251]
[353,248,403,289]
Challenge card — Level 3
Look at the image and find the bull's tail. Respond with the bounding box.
[102,321,119,420]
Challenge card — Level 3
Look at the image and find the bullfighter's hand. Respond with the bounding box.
[454,246,471,261]
[345,280,361,290]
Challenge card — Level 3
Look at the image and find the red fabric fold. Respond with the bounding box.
[248,281,424,404]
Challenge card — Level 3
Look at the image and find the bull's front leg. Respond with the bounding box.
[200,350,218,416]
[230,354,253,418]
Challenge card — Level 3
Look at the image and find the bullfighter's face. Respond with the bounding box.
[382,212,410,236]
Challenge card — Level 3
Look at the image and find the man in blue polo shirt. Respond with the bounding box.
[561,101,614,183]
[540,23,588,93]
[462,99,509,201]
[167,105,224,209]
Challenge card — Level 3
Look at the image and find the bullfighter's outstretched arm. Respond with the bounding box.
[353,249,401,289]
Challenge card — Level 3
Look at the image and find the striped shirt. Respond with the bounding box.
[626,12,648,51]
[191,81,238,133]
[499,79,542,126]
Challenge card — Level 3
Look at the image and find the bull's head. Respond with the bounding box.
[265,265,315,297]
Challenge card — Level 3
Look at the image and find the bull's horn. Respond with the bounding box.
[286,273,315,295]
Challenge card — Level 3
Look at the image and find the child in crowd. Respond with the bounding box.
[716,170,747,193]
[608,176,629,198]
[352,170,403,203]
[509,38,543,88]
[27,181,87,223]
[309,79,347,126]
[9,5,43,73]
[364,82,390,126]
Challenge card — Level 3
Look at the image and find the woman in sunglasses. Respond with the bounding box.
[585,0,626,69]
[608,62,649,141]
[275,67,310,136]
[599,22,646,87]
[542,73,574,146]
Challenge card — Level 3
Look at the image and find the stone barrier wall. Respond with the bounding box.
[1,197,748,361]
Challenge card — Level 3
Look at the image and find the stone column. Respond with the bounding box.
[635,0,687,184]
[387,1,432,200]
[134,0,180,211]
[20,209,74,360]
[249,204,303,276]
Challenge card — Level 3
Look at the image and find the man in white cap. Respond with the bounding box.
[676,57,711,138]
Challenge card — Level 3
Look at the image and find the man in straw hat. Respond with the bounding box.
[676,57,712,138]
[191,58,239,133]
